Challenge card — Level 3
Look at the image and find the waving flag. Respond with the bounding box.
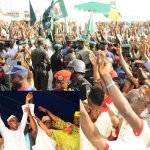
[29,0,36,26]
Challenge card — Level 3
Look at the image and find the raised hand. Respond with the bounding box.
[38,106,48,113]
[114,28,122,46]
[26,92,33,104]
[97,50,105,64]
[89,54,97,66]
[98,59,112,77]
[24,106,31,115]
[139,40,149,61]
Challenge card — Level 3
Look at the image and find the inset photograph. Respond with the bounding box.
[0,91,79,150]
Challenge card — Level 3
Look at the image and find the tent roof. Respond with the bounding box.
[75,1,110,13]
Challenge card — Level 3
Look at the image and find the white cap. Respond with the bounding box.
[42,116,51,122]
[45,39,52,47]
[7,115,17,122]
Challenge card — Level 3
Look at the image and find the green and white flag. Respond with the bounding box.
[42,0,68,31]
[81,13,97,40]
[29,0,36,26]
[53,0,68,19]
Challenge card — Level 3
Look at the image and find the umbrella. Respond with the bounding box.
[75,2,110,13]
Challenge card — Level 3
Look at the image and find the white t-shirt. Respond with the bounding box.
[107,135,146,150]
[80,112,113,150]
[0,105,28,150]
[106,119,150,150]
[29,104,56,150]
[6,45,18,67]
[95,112,112,138]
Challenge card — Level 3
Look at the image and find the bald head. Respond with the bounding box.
[126,89,146,115]
[126,89,140,104]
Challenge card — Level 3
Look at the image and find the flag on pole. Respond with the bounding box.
[42,0,68,42]
[53,0,68,19]
[42,0,54,31]
[29,0,36,26]
[42,0,68,30]
[81,13,97,40]
[64,17,69,35]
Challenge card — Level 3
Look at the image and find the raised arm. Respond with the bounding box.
[89,53,100,81]
[80,101,107,150]
[116,46,139,88]
[25,92,33,104]
[19,105,29,132]
[98,58,142,132]
[34,116,52,137]
[28,107,37,136]
[114,31,139,87]
[38,106,58,122]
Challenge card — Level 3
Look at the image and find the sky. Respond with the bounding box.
[0,0,150,21]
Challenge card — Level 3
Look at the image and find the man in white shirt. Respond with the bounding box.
[81,85,114,150]
[0,105,30,150]
[6,40,18,67]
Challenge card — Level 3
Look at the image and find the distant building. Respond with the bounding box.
[8,10,19,17]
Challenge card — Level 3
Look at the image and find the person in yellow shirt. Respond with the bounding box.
[34,116,79,150]
[38,106,79,134]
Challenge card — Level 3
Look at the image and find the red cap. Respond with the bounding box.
[54,70,71,81]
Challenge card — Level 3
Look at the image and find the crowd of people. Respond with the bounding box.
[0,92,80,150]
[0,18,150,149]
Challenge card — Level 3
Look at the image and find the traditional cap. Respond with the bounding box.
[45,39,51,47]
[74,111,80,117]
[89,41,96,46]
[53,44,63,50]
[54,70,71,81]
[19,39,28,45]
[121,44,131,49]
[42,116,51,122]
[37,36,45,42]
[7,65,28,76]
[7,115,17,122]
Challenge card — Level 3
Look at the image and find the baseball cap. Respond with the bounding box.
[7,65,28,76]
